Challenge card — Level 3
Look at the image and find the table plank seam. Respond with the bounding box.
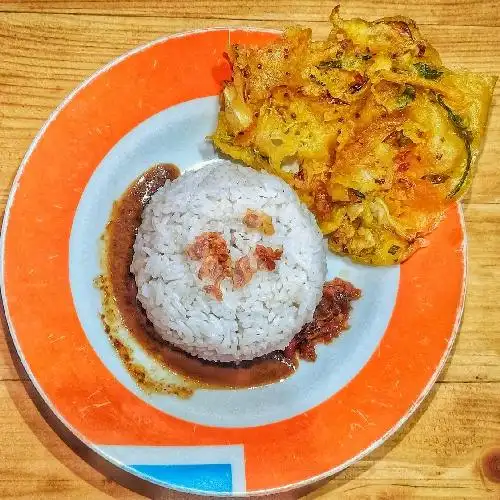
[0,10,499,29]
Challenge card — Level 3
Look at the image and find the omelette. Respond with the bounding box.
[212,7,496,265]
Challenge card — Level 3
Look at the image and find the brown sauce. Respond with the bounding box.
[102,163,296,390]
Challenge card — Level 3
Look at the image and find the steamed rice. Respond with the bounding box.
[131,160,326,362]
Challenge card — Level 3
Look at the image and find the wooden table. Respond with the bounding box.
[0,1,498,498]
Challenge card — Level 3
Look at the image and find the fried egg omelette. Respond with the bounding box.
[212,7,496,265]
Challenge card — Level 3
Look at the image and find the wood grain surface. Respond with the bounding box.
[0,1,499,498]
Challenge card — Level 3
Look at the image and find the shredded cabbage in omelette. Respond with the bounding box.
[212,7,496,265]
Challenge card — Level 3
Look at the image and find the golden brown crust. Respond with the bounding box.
[212,7,496,265]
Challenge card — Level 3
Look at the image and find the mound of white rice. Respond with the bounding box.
[131,160,326,362]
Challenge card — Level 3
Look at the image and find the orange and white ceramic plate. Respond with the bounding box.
[1,29,466,496]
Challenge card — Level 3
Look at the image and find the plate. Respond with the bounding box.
[0,29,466,496]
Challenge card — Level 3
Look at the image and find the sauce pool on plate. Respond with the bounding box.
[100,163,297,391]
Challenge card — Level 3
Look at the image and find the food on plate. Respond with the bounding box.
[131,161,327,362]
[100,162,360,389]
[286,277,361,361]
[243,208,275,235]
[212,7,496,264]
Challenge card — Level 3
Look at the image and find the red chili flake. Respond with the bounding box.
[255,245,283,271]
[324,91,349,106]
[312,182,334,220]
[203,284,223,301]
[348,74,368,94]
[186,232,227,261]
[197,255,224,282]
[186,232,232,301]
[394,149,412,172]
[243,209,275,235]
[233,256,256,289]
